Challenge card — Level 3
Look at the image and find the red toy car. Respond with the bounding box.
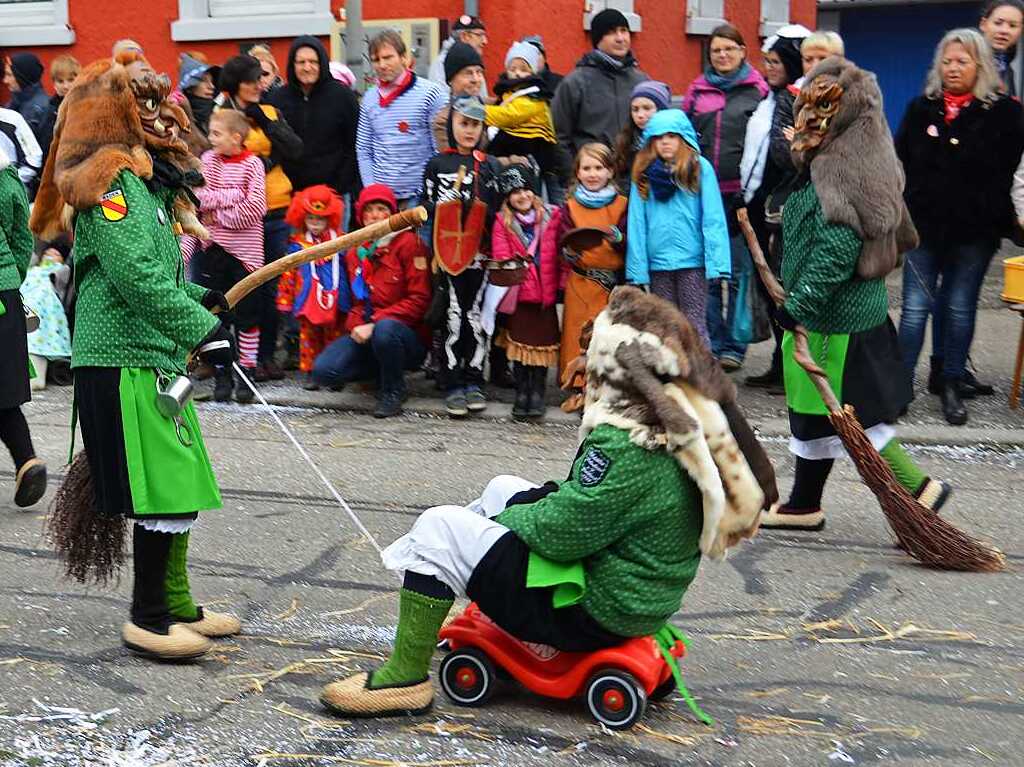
[437,603,687,729]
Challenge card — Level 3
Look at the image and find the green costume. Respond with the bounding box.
[0,164,32,292]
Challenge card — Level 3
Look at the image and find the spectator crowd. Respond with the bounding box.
[6,1,1024,433]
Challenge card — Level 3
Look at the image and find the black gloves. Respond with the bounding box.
[776,306,798,331]
[504,481,560,509]
[201,290,230,313]
[193,323,236,367]
[244,103,270,128]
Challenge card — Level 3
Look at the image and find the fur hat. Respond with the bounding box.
[355,183,398,224]
[792,57,918,279]
[286,184,344,230]
[581,286,778,559]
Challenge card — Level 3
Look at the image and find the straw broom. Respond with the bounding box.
[736,208,1004,572]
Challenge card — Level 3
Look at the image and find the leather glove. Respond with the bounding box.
[776,306,798,331]
[244,102,270,128]
[201,290,230,313]
[193,323,236,367]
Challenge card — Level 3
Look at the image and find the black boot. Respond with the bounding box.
[745,359,782,389]
[527,366,547,419]
[213,368,234,402]
[490,345,514,389]
[927,356,944,396]
[512,363,530,420]
[941,378,968,425]
[961,366,994,397]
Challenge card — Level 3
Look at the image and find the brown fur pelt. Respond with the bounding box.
[581,286,779,559]
[29,54,208,241]
[45,452,128,586]
[792,57,918,280]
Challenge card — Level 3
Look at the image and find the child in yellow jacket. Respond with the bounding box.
[486,41,566,192]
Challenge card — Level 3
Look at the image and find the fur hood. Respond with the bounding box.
[793,57,918,279]
[581,286,778,559]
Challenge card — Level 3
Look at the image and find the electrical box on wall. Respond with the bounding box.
[331,18,441,81]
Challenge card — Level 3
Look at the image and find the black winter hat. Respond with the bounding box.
[7,52,43,89]
[444,41,483,83]
[589,9,631,48]
[219,55,262,96]
[452,15,486,32]
[495,162,539,198]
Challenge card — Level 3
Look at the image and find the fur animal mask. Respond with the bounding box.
[791,57,918,280]
[582,286,779,559]
[30,55,207,241]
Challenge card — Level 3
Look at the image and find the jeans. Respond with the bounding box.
[897,240,996,382]
[706,233,753,361]
[258,215,292,365]
[311,318,426,394]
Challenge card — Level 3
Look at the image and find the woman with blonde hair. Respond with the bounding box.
[896,28,1024,425]
[248,43,284,95]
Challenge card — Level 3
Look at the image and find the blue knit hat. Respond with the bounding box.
[630,80,671,111]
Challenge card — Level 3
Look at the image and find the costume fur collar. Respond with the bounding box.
[580,287,778,560]
[793,57,918,279]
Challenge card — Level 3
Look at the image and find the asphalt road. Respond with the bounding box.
[1,389,1022,767]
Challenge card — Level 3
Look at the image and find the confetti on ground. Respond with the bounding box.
[274,597,302,621]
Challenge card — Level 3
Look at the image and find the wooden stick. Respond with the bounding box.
[222,207,427,309]
[736,207,786,307]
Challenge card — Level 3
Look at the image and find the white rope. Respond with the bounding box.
[232,363,396,576]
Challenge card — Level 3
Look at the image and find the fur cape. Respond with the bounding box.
[581,286,778,560]
[29,56,207,242]
[792,57,918,280]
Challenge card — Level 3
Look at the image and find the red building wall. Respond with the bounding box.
[4,0,816,96]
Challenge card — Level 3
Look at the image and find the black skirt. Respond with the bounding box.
[0,289,31,410]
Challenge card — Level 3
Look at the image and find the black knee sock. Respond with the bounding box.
[131,525,174,633]
[0,407,35,469]
[786,457,834,510]
[403,570,455,601]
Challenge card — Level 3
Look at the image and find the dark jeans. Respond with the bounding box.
[897,240,996,382]
[706,233,753,362]
[311,319,426,394]
[259,215,291,365]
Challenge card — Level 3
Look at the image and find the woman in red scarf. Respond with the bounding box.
[895,28,1024,425]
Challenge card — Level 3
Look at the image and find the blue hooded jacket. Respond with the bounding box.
[626,109,730,285]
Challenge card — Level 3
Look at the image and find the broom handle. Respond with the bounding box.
[221,207,427,309]
[735,207,842,413]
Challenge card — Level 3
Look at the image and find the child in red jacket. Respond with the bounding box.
[488,163,562,420]
[311,184,432,418]
[276,185,350,389]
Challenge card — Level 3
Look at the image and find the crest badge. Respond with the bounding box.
[579,447,612,488]
[100,189,128,222]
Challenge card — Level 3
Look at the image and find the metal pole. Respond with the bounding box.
[464,0,479,18]
[345,0,365,93]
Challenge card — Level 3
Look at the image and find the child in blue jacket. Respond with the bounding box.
[626,109,730,348]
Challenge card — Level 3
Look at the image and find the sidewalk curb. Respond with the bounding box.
[254,391,1024,448]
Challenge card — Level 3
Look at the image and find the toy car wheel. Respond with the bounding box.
[439,647,497,707]
[649,677,677,702]
[585,670,647,730]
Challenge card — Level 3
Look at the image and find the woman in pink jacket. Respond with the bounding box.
[488,163,562,420]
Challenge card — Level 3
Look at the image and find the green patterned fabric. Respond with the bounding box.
[781,182,889,334]
[71,170,216,371]
[165,532,199,621]
[496,424,703,637]
[0,165,33,291]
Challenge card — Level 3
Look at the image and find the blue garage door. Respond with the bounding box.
[839,3,980,131]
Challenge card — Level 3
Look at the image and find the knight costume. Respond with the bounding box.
[29,53,240,660]
[319,286,778,717]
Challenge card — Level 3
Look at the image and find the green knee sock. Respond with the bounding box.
[164,531,199,621]
[880,440,927,495]
[369,588,453,689]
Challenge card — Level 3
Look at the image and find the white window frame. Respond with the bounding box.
[584,0,643,33]
[171,0,335,42]
[760,0,790,37]
[0,1,75,46]
[686,0,726,36]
